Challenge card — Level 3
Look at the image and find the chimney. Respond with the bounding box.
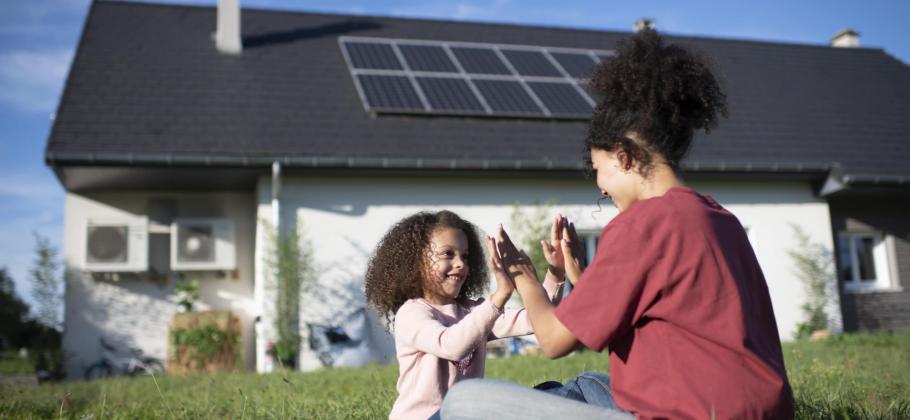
[634,18,654,33]
[215,0,242,54]
[831,28,860,48]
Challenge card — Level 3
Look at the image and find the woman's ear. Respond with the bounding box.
[616,150,633,173]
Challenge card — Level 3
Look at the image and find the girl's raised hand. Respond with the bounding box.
[485,235,514,310]
[494,225,539,286]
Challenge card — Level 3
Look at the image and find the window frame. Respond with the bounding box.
[576,230,601,267]
[837,231,898,293]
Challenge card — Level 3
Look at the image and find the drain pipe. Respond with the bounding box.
[271,161,281,232]
[257,161,281,373]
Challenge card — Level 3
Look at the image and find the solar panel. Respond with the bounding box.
[344,42,403,70]
[399,44,458,73]
[450,47,511,75]
[474,80,542,114]
[357,75,424,110]
[340,36,611,119]
[417,77,485,112]
[596,54,614,64]
[577,81,601,102]
[527,82,593,115]
[550,52,598,78]
[501,50,562,77]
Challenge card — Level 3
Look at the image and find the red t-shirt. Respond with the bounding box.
[555,187,793,419]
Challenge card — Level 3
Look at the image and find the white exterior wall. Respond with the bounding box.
[253,175,839,370]
[694,181,842,338]
[62,191,257,378]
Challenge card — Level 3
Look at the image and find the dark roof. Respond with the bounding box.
[46,1,910,190]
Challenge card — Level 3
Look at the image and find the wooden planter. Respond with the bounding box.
[167,310,240,374]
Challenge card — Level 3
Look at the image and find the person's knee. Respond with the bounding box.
[441,379,486,416]
[580,371,611,383]
[447,378,486,398]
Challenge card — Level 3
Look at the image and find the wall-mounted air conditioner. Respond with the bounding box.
[170,218,236,271]
[84,218,148,272]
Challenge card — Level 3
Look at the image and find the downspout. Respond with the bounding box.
[272,161,281,232]
[256,162,281,373]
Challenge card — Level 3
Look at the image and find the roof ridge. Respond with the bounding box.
[95,0,888,57]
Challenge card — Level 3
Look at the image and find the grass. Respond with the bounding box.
[1,331,908,419]
[0,352,34,376]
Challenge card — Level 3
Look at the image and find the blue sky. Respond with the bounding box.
[1,0,908,308]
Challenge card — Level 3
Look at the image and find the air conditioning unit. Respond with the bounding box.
[84,218,148,272]
[170,218,236,271]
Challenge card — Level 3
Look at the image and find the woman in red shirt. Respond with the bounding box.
[441,28,794,420]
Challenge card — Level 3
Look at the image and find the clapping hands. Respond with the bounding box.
[539,215,586,285]
[488,214,587,306]
[492,224,538,286]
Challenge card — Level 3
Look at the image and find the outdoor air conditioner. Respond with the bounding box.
[84,218,149,272]
[170,218,236,271]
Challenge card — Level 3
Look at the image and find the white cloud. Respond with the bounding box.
[0,181,61,201]
[390,0,514,21]
[0,50,73,113]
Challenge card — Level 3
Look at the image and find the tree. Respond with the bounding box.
[30,233,62,331]
[787,224,835,339]
[0,267,31,349]
[261,219,314,368]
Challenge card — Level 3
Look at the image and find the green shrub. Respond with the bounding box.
[171,324,237,363]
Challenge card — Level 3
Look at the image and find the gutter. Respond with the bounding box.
[46,151,834,174]
[819,166,910,197]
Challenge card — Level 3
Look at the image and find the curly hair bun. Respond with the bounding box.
[586,28,728,173]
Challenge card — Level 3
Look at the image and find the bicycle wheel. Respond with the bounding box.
[134,358,165,376]
[84,362,112,381]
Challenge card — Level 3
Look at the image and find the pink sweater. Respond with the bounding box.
[389,279,563,420]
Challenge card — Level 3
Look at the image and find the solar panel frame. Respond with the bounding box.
[500,49,562,77]
[398,44,458,73]
[416,77,486,112]
[549,52,599,79]
[527,81,594,116]
[343,41,404,70]
[356,74,425,111]
[339,36,613,119]
[473,79,545,115]
[450,46,512,75]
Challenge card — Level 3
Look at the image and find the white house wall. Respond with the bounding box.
[256,175,837,370]
[62,191,256,379]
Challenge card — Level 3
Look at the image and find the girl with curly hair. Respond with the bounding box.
[442,29,794,419]
[365,210,565,420]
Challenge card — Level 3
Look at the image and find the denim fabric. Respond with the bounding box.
[534,371,625,411]
[440,379,633,420]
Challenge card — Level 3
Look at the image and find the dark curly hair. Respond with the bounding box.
[585,28,728,176]
[365,210,489,325]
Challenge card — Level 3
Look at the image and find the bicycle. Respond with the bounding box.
[84,337,165,380]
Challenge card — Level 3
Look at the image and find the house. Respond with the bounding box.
[46,0,910,378]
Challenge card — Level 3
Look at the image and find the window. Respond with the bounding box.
[837,232,895,291]
[578,231,600,267]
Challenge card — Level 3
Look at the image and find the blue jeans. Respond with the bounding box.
[534,371,624,411]
[440,376,633,420]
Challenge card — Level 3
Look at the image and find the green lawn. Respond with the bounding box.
[1,331,908,419]
[0,352,34,376]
